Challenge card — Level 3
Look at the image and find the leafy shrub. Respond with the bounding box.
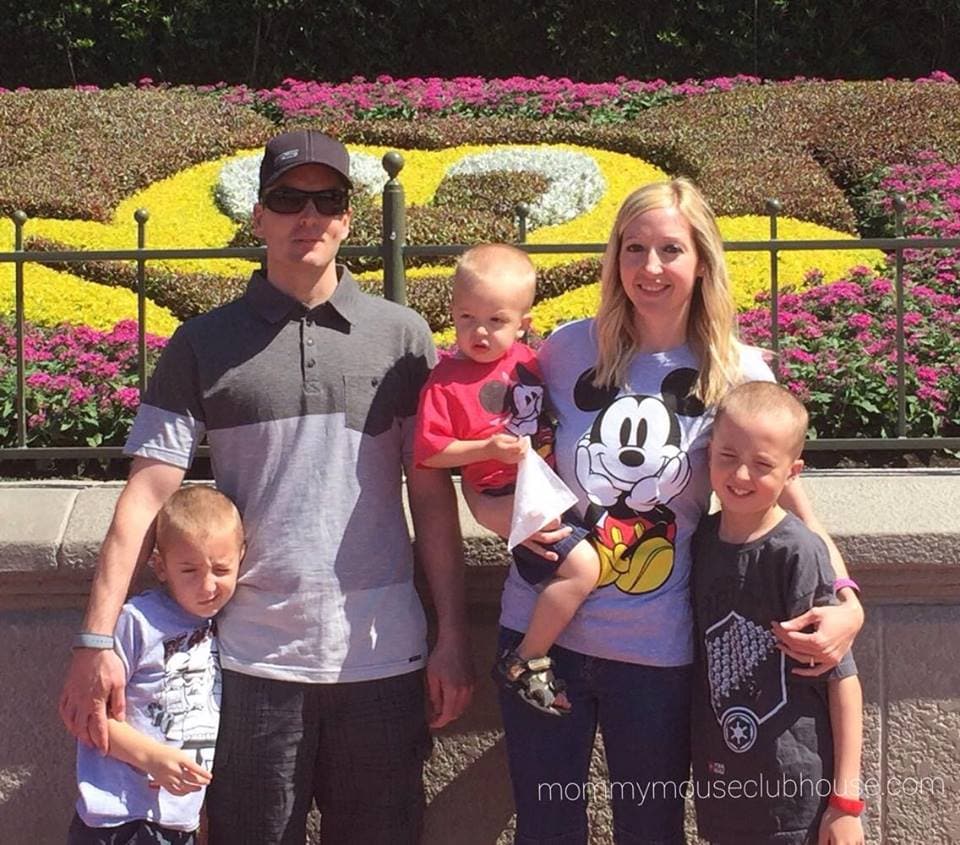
[739,267,959,439]
[0,88,272,221]
[0,319,166,447]
[337,80,960,235]
[433,171,550,218]
[738,152,960,439]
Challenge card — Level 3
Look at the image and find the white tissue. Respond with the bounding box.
[508,438,579,549]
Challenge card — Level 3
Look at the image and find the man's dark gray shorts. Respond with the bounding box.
[207,668,432,845]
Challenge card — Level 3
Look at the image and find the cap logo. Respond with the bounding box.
[277,149,300,163]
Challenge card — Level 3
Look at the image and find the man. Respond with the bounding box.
[60,130,474,844]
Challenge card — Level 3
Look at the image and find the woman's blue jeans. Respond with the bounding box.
[498,627,692,845]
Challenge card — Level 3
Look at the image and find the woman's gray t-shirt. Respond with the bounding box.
[499,318,774,666]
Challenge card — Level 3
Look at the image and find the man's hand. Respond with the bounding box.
[425,633,475,729]
[485,433,529,465]
[59,457,186,752]
[59,648,126,752]
[772,600,863,676]
[145,747,212,796]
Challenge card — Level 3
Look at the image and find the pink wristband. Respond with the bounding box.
[833,577,861,596]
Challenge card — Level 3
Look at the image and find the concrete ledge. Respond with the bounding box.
[0,487,77,572]
[2,470,958,606]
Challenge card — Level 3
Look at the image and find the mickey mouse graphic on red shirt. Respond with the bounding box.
[573,367,705,594]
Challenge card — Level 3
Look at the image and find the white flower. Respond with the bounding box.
[446,148,605,231]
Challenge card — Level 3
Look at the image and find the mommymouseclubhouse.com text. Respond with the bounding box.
[537,774,946,805]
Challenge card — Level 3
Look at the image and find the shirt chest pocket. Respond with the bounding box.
[344,373,399,436]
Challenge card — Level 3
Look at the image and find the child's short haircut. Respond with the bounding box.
[155,486,243,554]
[716,381,809,456]
[454,243,537,310]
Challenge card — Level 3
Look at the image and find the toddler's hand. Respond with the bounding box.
[146,748,211,796]
[486,433,528,464]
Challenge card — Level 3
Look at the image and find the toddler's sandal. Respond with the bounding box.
[493,649,572,717]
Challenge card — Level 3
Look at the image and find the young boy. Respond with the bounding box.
[414,243,599,716]
[691,381,864,845]
[68,486,244,845]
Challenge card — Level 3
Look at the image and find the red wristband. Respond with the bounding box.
[829,793,865,816]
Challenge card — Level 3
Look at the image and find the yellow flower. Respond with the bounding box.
[26,154,258,280]
[719,216,884,309]
[0,262,179,335]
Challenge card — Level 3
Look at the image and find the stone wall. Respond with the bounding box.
[1,471,958,844]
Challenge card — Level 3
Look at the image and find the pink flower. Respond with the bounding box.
[113,387,141,410]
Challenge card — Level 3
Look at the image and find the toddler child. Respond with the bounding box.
[691,381,864,845]
[415,243,600,717]
[68,485,244,845]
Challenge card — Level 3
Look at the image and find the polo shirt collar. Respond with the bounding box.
[244,266,363,325]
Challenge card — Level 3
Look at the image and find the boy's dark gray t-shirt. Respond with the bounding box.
[691,511,857,845]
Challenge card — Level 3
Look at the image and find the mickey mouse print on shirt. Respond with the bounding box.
[413,344,557,492]
[478,360,555,456]
[573,367,705,594]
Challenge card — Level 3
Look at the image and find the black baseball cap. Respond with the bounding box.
[259,130,352,194]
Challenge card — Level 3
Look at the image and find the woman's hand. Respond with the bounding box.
[772,598,864,676]
[517,517,573,561]
[461,483,572,560]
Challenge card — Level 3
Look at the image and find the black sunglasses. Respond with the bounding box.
[262,188,350,215]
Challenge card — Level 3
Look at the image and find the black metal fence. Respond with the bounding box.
[2,152,959,461]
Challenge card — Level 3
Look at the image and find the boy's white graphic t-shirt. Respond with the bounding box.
[499,318,774,666]
[76,588,220,831]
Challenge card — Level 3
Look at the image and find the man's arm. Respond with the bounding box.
[405,464,475,728]
[773,478,864,674]
[107,719,211,796]
[59,457,185,751]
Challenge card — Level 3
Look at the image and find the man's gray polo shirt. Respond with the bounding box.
[125,269,436,683]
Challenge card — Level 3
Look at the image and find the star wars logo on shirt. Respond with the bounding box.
[704,610,787,754]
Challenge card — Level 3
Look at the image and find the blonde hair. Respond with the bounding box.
[155,486,244,555]
[454,243,537,311]
[594,178,741,406]
[716,381,809,456]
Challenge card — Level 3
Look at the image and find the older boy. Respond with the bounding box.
[69,486,243,844]
[691,382,864,845]
[60,130,473,845]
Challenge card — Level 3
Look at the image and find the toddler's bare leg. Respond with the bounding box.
[517,539,600,660]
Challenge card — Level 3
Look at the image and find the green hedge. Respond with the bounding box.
[2,0,958,88]
[0,89,272,221]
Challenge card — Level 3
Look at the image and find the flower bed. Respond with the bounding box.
[738,153,960,441]
[0,319,166,447]
[1,76,958,448]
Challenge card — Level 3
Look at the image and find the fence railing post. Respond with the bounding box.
[515,202,530,243]
[12,210,27,447]
[135,209,149,396]
[892,193,907,438]
[766,198,782,366]
[381,152,406,305]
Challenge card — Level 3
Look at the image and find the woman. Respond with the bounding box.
[466,178,863,844]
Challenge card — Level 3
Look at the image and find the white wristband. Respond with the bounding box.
[71,633,115,650]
